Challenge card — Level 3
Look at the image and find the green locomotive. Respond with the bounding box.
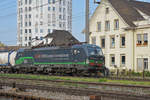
[11,44,109,76]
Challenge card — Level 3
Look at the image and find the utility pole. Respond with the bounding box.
[85,0,89,43]
[85,0,100,43]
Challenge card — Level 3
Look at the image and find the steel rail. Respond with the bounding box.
[0,76,150,89]
[0,82,150,100]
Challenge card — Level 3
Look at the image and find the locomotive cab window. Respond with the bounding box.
[88,46,103,56]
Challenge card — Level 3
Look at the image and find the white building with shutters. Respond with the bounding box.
[17,0,72,46]
[89,0,150,72]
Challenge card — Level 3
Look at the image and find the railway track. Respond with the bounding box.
[55,75,150,82]
[1,76,150,100]
[0,76,150,89]
[102,76,150,82]
[0,80,150,100]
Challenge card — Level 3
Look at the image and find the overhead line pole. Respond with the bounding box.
[85,0,90,43]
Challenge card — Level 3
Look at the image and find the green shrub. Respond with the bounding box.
[144,71,150,77]
[131,71,142,77]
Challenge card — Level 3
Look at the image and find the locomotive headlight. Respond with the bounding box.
[86,59,89,64]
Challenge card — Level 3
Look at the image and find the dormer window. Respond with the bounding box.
[106,7,109,14]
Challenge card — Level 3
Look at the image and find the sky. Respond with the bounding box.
[0,0,149,45]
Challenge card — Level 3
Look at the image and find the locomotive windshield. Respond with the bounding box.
[88,46,103,56]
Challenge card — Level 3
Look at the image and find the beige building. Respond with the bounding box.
[89,0,150,72]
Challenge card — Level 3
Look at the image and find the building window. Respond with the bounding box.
[120,54,126,67]
[47,19,50,24]
[29,0,32,4]
[143,33,148,45]
[40,21,43,25]
[105,21,110,31]
[29,7,32,11]
[21,1,23,5]
[29,22,31,26]
[25,29,27,33]
[40,29,43,33]
[137,34,142,45]
[29,29,32,33]
[120,35,125,47]
[63,8,65,13]
[91,37,96,45]
[114,19,119,30]
[144,58,148,70]
[25,7,28,12]
[25,0,27,5]
[29,14,31,18]
[137,34,148,46]
[97,22,101,32]
[48,29,51,33]
[110,54,115,66]
[53,7,55,11]
[25,22,28,27]
[59,7,62,12]
[29,37,31,41]
[25,14,27,18]
[63,1,65,5]
[20,29,22,35]
[101,37,105,48]
[48,7,51,11]
[53,23,55,26]
[48,0,51,4]
[59,15,62,19]
[25,37,27,41]
[28,42,31,46]
[53,0,55,4]
[137,58,148,71]
[106,7,109,14]
[48,14,51,18]
[110,36,115,48]
[35,28,38,33]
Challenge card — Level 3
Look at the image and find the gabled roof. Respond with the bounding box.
[108,0,148,27]
[95,0,150,27]
[129,0,150,16]
[33,30,80,48]
[45,30,80,46]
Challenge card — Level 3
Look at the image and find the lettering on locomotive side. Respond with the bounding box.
[34,54,69,58]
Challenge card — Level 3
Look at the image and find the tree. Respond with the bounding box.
[0,42,5,47]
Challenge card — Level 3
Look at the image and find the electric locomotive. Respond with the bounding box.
[13,44,108,76]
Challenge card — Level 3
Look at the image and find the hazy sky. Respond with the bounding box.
[0,0,149,45]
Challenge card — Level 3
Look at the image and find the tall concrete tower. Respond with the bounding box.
[17,0,72,46]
